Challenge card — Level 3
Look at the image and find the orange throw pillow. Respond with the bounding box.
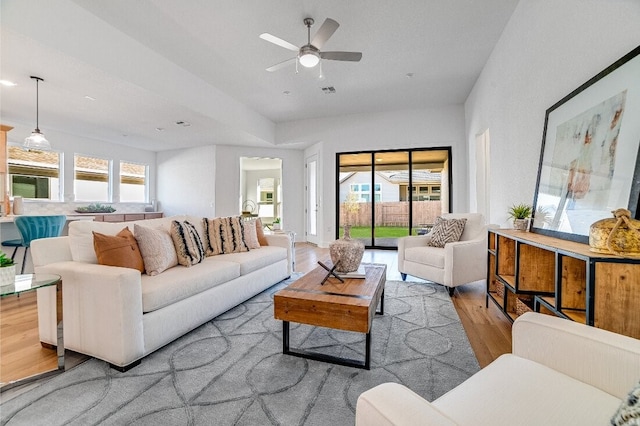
[93,227,145,273]
[255,218,268,246]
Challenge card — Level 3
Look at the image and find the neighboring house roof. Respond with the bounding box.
[340,170,441,185]
[378,171,441,184]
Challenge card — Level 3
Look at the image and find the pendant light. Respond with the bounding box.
[24,76,51,151]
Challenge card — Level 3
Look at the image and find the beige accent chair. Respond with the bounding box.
[398,213,494,296]
[356,312,640,425]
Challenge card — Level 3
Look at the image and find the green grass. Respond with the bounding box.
[341,226,410,238]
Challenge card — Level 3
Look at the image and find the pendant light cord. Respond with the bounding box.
[35,78,39,131]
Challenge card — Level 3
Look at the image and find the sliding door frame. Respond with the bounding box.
[335,147,452,249]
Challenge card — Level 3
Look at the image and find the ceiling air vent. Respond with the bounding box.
[321,86,336,94]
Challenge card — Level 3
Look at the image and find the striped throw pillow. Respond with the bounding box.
[203,216,249,256]
[170,220,205,266]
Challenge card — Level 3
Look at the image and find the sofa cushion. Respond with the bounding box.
[433,354,621,426]
[170,220,205,267]
[69,215,188,263]
[428,216,467,248]
[141,258,240,313]
[134,224,178,275]
[404,246,446,269]
[209,246,287,275]
[93,227,145,273]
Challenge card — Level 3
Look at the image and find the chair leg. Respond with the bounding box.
[10,246,19,261]
[20,247,29,274]
[400,273,407,281]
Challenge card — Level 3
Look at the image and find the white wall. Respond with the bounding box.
[283,105,466,247]
[214,145,304,237]
[465,0,640,227]
[157,145,216,217]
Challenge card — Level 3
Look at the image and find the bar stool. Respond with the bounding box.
[14,215,66,274]
[1,238,23,261]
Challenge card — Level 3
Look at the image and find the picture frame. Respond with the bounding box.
[531,45,640,243]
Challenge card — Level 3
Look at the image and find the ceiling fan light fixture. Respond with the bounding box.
[298,46,320,68]
[24,76,51,151]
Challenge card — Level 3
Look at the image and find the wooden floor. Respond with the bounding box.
[0,243,512,387]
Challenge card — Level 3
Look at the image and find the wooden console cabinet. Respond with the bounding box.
[92,212,163,222]
[487,229,640,339]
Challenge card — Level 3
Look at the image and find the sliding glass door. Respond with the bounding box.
[336,148,451,249]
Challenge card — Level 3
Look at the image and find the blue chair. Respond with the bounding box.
[13,215,66,274]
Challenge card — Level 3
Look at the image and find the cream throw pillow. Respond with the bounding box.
[427,216,467,248]
[170,220,205,267]
[134,224,178,275]
[243,219,261,249]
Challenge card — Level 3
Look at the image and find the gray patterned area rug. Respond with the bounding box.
[1,277,479,426]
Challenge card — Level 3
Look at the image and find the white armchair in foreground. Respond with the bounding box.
[397,213,495,296]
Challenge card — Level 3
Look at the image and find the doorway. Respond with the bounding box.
[336,148,452,249]
[305,154,319,245]
[239,157,282,226]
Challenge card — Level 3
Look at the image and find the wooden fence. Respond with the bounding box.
[340,201,442,227]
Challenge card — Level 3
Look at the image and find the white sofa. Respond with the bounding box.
[398,213,495,296]
[356,312,640,425]
[32,215,292,370]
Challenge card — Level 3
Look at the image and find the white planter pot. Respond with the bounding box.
[0,265,16,287]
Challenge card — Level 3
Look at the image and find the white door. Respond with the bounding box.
[305,155,319,244]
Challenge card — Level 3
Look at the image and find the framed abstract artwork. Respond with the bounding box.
[531,45,640,243]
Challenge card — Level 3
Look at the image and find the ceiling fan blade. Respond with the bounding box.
[265,57,297,72]
[311,18,339,49]
[320,51,362,62]
[259,33,299,52]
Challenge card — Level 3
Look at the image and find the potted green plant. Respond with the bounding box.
[508,203,533,231]
[0,251,16,286]
[272,217,281,231]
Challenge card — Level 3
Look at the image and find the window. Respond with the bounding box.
[120,161,147,203]
[8,146,61,200]
[75,154,110,202]
[348,182,381,203]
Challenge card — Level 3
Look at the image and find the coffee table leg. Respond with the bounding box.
[283,321,290,353]
[364,332,371,370]
[376,288,384,315]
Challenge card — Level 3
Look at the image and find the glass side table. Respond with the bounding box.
[0,273,63,392]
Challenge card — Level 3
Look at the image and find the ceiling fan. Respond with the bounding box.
[260,17,362,72]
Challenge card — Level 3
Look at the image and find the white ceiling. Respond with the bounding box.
[0,0,519,152]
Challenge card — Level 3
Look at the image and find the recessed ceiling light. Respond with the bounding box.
[84,95,96,101]
[156,127,165,132]
[175,120,191,127]
[0,80,17,87]
[283,91,291,95]
[406,73,414,78]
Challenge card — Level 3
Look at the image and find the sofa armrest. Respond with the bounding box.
[264,233,293,275]
[36,261,145,367]
[31,236,73,267]
[356,383,458,426]
[513,312,640,399]
[444,235,487,287]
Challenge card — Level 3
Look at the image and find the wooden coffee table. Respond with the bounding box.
[274,263,386,369]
